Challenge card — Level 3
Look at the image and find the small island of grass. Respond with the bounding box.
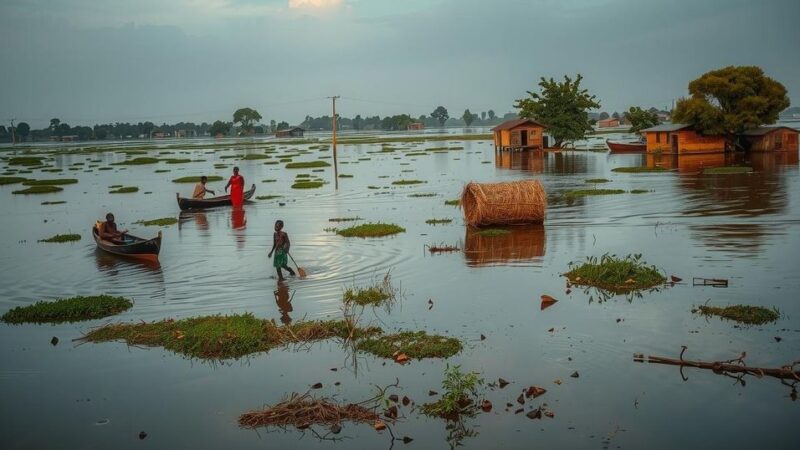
[134,217,178,226]
[474,228,510,237]
[12,185,63,194]
[109,186,139,194]
[693,304,779,325]
[2,295,133,324]
[285,161,331,169]
[21,178,78,186]
[112,157,160,166]
[391,179,426,185]
[564,188,625,199]
[291,181,324,189]
[357,331,462,359]
[586,178,611,183]
[0,176,28,185]
[38,233,81,243]
[426,218,453,225]
[564,254,666,293]
[337,223,405,238]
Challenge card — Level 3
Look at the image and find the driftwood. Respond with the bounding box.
[635,347,800,381]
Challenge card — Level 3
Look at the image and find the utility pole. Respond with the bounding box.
[328,95,340,189]
[8,119,16,145]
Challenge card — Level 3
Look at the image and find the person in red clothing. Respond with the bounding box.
[225,166,244,207]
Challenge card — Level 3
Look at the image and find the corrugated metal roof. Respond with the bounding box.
[740,126,798,136]
[491,118,546,131]
[641,123,692,132]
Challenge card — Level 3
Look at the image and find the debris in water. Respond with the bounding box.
[428,390,438,396]
[388,394,399,403]
[50,336,59,346]
[480,334,486,341]
[311,382,323,389]
[525,386,546,398]
[540,294,558,310]
[526,408,542,420]
[774,336,782,342]
[402,396,411,406]
[402,436,414,444]
[374,420,387,431]
[671,275,683,283]
[238,392,383,430]
[481,400,493,412]
[498,378,510,388]
[516,394,525,405]
[330,424,342,434]
[138,431,147,440]
[554,379,562,385]
[692,277,728,287]
[428,298,434,310]
[570,371,579,378]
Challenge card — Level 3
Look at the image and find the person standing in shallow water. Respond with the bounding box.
[225,166,244,207]
[268,220,295,281]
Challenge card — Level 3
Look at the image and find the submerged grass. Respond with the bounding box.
[564,253,666,293]
[693,304,779,325]
[328,217,363,222]
[391,179,426,185]
[12,185,63,194]
[343,273,397,307]
[21,178,78,186]
[474,228,510,237]
[564,188,625,199]
[134,217,178,226]
[2,295,133,324]
[0,176,28,185]
[425,218,453,225]
[291,181,324,189]
[38,233,81,243]
[611,166,668,173]
[703,166,754,175]
[445,199,460,206]
[336,223,405,238]
[357,331,462,359]
[109,186,138,194]
[285,161,330,169]
[256,195,283,200]
[41,200,66,205]
[112,157,160,166]
[585,178,611,183]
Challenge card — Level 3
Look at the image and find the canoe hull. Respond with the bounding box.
[92,227,161,261]
[177,184,256,210]
[606,139,646,153]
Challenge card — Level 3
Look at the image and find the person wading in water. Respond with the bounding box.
[268,220,295,281]
[225,167,244,207]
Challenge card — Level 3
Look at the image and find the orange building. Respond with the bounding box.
[641,124,725,154]
[597,118,620,128]
[740,126,799,152]
[492,118,547,150]
[407,122,424,131]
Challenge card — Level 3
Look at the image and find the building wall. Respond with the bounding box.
[646,130,725,154]
[494,126,545,148]
[747,129,799,152]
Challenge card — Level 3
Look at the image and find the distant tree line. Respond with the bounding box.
[300,107,514,132]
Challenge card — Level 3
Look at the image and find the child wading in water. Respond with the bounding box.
[268,220,296,281]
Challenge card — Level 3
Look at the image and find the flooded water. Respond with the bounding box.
[1,131,799,449]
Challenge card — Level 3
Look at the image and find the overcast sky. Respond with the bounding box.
[1,0,798,128]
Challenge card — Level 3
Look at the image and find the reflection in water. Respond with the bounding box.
[94,248,162,272]
[646,153,739,173]
[463,225,545,267]
[688,224,779,258]
[494,150,590,174]
[231,206,246,249]
[274,282,293,324]
[179,210,209,232]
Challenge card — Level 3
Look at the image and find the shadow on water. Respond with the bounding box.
[462,225,545,267]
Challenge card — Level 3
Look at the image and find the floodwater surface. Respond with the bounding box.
[1,131,799,449]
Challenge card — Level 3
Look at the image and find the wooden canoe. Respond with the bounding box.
[606,139,646,153]
[176,184,256,210]
[92,225,161,262]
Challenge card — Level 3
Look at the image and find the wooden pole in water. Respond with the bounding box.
[8,118,16,145]
[328,95,340,190]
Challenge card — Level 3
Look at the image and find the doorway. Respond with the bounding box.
[671,134,679,153]
[520,130,528,147]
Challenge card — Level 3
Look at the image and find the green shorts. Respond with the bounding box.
[273,249,288,268]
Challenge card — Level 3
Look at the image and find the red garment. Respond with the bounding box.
[229,174,244,206]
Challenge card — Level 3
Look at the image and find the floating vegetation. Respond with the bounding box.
[337,223,405,238]
[21,178,78,186]
[357,332,462,360]
[630,189,650,194]
[82,314,381,360]
[38,233,81,243]
[585,178,611,183]
[241,154,271,160]
[172,176,223,183]
[703,166,754,175]
[336,134,491,145]
[405,152,429,156]
[328,217,363,222]
[426,218,453,225]
[238,392,381,430]
[112,157,160,166]
[264,161,279,165]
[2,295,133,324]
[286,161,330,169]
[98,167,113,171]
[0,176,27,185]
[134,217,178,226]
[409,193,436,198]
[564,253,666,293]
[445,199,461,206]
[343,273,397,307]
[291,181,324,189]
[262,179,277,183]
[563,188,625,199]
[611,166,668,173]
[12,185,63,194]
[338,174,353,178]
[392,179,426,185]
[8,157,45,166]
[427,243,460,253]
[256,195,283,200]
[693,304,779,325]
[421,364,483,419]
[164,158,192,164]
[474,228,510,237]
[154,169,171,173]
[109,186,139,194]
[41,200,66,205]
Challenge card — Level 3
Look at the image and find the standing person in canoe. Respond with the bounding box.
[224,167,245,207]
[268,220,295,281]
[192,176,215,199]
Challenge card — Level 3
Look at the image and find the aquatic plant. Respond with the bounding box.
[336,223,405,238]
[358,332,462,360]
[38,233,81,243]
[630,189,650,194]
[238,392,381,430]
[41,201,66,205]
[703,166,753,175]
[21,178,78,186]
[693,304,779,325]
[2,295,133,324]
[585,178,611,183]
[241,154,271,160]
[172,176,223,183]
[391,179,426,185]
[0,176,27,185]
[112,157,160,165]
[338,174,353,178]
[134,217,178,226]
[426,218,453,225]
[12,185,63,194]
[564,253,666,293]
[611,166,668,173]
[427,243,460,253]
[285,161,330,169]
[7,157,45,166]
[328,217,363,222]
[291,181,324,189]
[445,199,461,206]
[563,188,625,199]
[109,186,138,194]
[421,364,484,418]
[343,273,397,307]
[256,195,282,200]
[409,193,436,198]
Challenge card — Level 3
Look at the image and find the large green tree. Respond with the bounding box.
[49,118,60,131]
[431,106,449,127]
[232,107,262,133]
[515,74,600,148]
[624,106,660,135]
[672,66,789,140]
[209,120,231,137]
[16,122,30,142]
[462,109,476,126]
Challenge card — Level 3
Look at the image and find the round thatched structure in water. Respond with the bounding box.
[460,180,547,227]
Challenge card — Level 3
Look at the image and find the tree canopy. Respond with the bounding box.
[462,109,476,126]
[16,122,30,141]
[233,107,262,133]
[672,66,789,136]
[431,106,449,127]
[515,74,600,148]
[209,120,231,137]
[624,106,660,135]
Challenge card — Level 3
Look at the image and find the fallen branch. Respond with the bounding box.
[634,347,800,381]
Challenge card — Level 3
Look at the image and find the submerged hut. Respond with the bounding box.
[275,127,305,138]
[740,126,799,152]
[492,119,548,151]
[461,180,546,227]
[641,124,725,154]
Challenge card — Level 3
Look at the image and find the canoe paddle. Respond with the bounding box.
[287,253,307,279]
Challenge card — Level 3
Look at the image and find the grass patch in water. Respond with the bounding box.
[564,253,665,293]
[109,186,138,194]
[703,166,753,175]
[134,217,178,226]
[81,314,381,360]
[611,166,668,173]
[112,157,160,166]
[337,223,404,238]
[343,274,396,307]
[172,176,223,183]
[329,217,363,222]
[426,218,453,225]
[21,178,78,186]
[256,195,283,200]
[586,178,611,183]
[445,199,460,206]
[291,181,324,189]
[693,304,779,325]
[2,295,133,324]
[41,200,66,205]
[392,179,426,186]
[409,193,436,198]
[564,188,625,199]
[12,185,63,194]
[262,179,277,183]
[286,161,330,169]
[474,228,510,237]
[0,176,27,185]
[630,189,650,194]
[164,158,191,164]
[241,154,271,160]
[8,157,45,166]
[357,331,462,359]
[38,233,81,243]
[154,169,171,173]
[338,174,353,178]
